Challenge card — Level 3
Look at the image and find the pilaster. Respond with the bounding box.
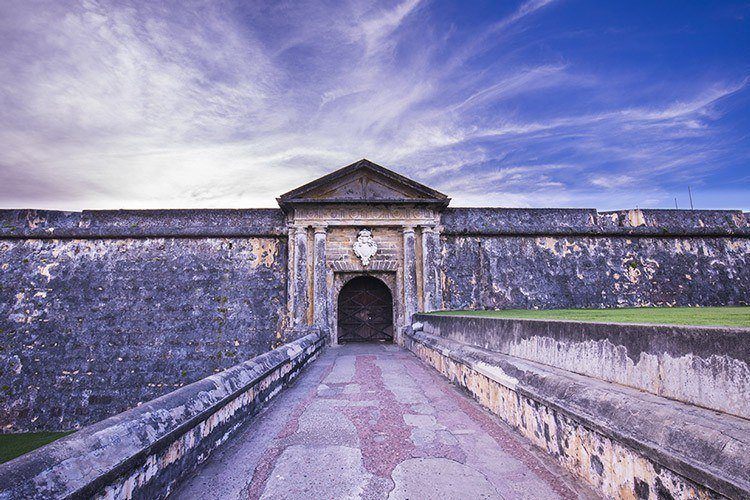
[421,225,441,311]
[402,225,418,325]
[292,224,309,326]
[312,225,328,327]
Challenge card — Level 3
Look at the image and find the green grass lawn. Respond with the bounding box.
[0,431,73,464]
[431,307,750,328]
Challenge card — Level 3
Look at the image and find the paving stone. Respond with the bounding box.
[388,458,499,500]
[261,445,371,500]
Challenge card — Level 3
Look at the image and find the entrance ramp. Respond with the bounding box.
[171,343,595,499]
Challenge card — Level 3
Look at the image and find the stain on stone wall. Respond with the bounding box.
[440,235,750,309]
[0,237,287,432]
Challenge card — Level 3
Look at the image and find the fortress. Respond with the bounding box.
[1,159,749,433]
[1,159,749,499]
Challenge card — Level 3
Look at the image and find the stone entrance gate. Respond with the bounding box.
[278,159,450,344]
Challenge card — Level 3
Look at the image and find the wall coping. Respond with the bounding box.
[440,226,750,237]
[2,207,749,239]
[0,209,287,239]
[0,331,324,499]
[413,313,750,420]
[440,207,750,237]
[406,330,750,499]
[420,312,750,330]
[414,313,750,363]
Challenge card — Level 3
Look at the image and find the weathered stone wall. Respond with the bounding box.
[440,208,750,309]
[405,327,750,499]
[0,331,324,500]
[2,206,749,433]
[0,210,288,432]
[413,314,750,420]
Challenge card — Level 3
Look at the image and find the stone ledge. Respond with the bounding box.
[441,208,750,237]
[4,208,749,239]
[414,314,750,420]
[441,225,750,237]
[0,330,325,500]
[0,209,286,239]
[405,330,750,499]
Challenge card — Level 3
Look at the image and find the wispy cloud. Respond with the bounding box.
[0,0,747,210]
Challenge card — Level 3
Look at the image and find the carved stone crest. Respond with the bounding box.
[353,229,378,266]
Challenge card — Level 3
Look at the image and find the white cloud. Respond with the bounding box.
[0,0,746,210]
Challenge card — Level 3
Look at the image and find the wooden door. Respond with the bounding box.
[337,276,393,343]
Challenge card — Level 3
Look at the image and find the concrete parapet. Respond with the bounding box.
[405,329,750,499]
[414,313,750,420]
[0,330,325,500]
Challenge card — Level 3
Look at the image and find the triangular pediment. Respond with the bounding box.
[278,159,449,210]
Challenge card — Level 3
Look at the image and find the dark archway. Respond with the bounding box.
[337,276,394,343]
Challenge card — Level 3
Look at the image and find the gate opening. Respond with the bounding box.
[337,276,394,343]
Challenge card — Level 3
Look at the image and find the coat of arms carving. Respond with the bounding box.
[353,229,378,266]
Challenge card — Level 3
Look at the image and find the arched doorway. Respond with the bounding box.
[337,276,394,343]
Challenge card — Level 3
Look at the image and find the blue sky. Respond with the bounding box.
[0,0,748,210]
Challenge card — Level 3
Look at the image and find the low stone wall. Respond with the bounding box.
[414,314,750,420]
[0,331,324,500]
[405,329,750,499]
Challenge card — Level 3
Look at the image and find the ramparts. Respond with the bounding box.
[1,206,748,431]
[0,209,286,238]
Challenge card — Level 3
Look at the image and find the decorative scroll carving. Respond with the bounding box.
[353,229,378,266]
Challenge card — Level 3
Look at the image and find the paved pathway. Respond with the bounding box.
[171,344,597,500]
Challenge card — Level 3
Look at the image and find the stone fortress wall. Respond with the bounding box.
[440,208,750,310]
[0,210,290,432]
[1,206,749,432]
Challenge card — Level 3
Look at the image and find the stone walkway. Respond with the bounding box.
[171,344,597,500]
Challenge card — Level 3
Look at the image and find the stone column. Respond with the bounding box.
[312,225,328,328]
[421,225,440,312]
[402,225,418,325]
[292,225,309,327]
[286,224,296,322]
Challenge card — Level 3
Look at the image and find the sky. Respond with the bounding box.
[0,0,748,211]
